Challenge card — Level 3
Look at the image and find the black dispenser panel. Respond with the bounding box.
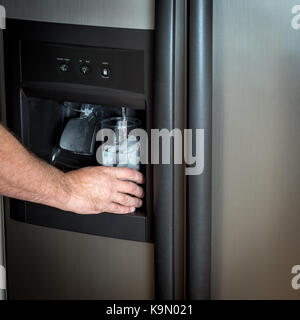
[21,42,145,94]
[4,19,154,242]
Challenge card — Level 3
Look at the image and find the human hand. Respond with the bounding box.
[62,166,144,215]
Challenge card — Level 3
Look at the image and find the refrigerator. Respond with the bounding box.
[0,0,299,301]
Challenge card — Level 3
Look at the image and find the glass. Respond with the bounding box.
[100,116,141,171]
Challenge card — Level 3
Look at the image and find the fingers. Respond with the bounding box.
[117,180,144,199]
[93,166,145,215]
[113,192,143,208]
[101,166,145,184]
[105,203,136,215]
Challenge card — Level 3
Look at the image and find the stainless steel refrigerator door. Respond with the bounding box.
[0,8,7,300]
[0,0,155,29]
[213,0,300,299]
[1,1,155,300]
[5,220,155,299]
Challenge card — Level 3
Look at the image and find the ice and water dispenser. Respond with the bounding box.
[4,20,153,242]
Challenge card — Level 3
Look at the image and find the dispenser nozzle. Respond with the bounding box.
[121,107,127,121]
[119,107,128,150]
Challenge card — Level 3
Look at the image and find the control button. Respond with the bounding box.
[101,67,110,78]
[58,63,69,73]
[80,65,90,75]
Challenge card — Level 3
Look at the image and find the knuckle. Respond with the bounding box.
[100,173,110,183]
[122,207,130,214]
[110,203,118,212]
[104,176,116,192]
[129,168,139,178]
[115,205,128,214]
[134,173,141,182]
[104,181,113,196]
[123,195,132,205]
[115,206,123,214]
[121,182,132,194]
[123,167,134,177]
[128,183,136,194]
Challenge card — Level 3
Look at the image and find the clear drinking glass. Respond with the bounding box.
[100,116,141,171]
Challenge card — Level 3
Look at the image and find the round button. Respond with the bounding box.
[101,67,110,78]
[80,65,90,75]
[59,63,69,73]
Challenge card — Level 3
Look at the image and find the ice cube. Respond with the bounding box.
[102,145,117,166]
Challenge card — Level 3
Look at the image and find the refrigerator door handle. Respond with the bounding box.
[153,0,186,300]
[187,0,213,300]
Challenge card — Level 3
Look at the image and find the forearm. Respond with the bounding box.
[0,124,70,210]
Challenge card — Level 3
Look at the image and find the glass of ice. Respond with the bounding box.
[100,116,141,171]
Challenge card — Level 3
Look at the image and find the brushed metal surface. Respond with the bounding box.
[0,29,7,300]
[0,0,155,29]
[5,216,155,300]
[212,0,300,299]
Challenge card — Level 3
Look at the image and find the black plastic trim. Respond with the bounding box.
[9,200,148,242]
[22,81,146,110]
